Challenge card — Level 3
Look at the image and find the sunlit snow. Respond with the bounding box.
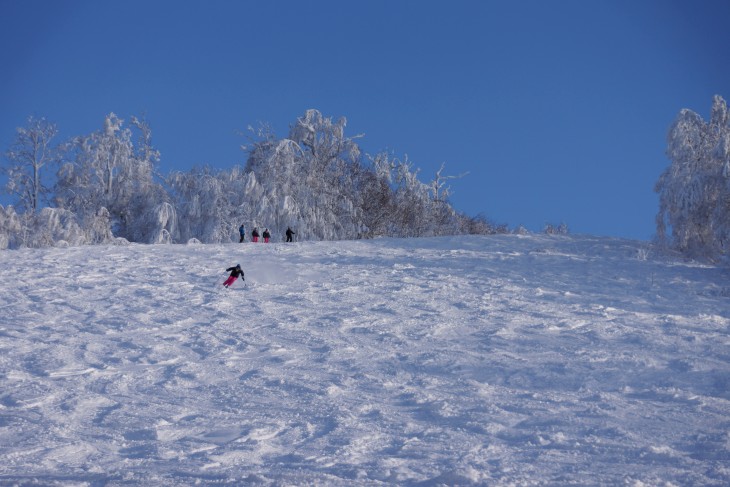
[1,235,728,485]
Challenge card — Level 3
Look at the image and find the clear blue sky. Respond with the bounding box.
[1,0,728,240]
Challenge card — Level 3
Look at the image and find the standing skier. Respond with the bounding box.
[239,224,246,243]
[223,264,245,287]
[251,227,259,243]
[263,228,271,243]
[285,227,295,242]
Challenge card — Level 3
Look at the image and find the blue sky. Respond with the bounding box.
[1,0,728,240]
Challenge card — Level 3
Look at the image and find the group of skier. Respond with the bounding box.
[226,224,297,288]
[238,224,295,243]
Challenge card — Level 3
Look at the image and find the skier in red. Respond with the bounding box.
[223,264,244,287]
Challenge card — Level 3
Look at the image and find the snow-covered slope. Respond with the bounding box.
[1,235,728,485]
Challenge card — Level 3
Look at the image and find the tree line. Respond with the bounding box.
[0,109,505,249]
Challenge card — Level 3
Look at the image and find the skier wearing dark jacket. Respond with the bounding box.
[251,228,260,243]
[223,264,244,287]
[263,228,271,243]
[285,227,295,242]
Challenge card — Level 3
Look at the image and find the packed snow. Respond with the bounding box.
[1,234,729,485]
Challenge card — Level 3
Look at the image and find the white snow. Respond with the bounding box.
[1,234,729,485]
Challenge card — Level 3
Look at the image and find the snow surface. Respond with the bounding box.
[1,234,729,486]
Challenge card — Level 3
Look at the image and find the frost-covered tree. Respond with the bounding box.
[119,116,170,243]
[244,136,306,239]
[374,154,462,237]
[242,110,482,241]
[358,153,397,238]
[655,95,730,259]
[0,108,496,248]
[55,113,168,243]
[84,207,114,245]
[245,110,367,240]
[167,165,255,243]
[463,213,501,235]
[288,109,365,239]
[392,157,431,236]
[0,205,22,249]
[428,163,467,235]
[0,205,85,249]
[24,207,85,248]
[55,113,132,234]
[430,162,467,203]
[544,222,569,235]
[2,116,64,213]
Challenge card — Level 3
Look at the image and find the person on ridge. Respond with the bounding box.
[285,226,295,242]
[251,227,259,243]
[238,224,246,243]
[263,228,271,243]
[223,264,244,288]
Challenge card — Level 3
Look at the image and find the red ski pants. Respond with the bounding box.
[223,276,238,287]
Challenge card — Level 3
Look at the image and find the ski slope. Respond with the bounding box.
[1,234,729,485]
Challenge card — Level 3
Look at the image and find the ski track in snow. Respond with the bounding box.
[0,234,729,485]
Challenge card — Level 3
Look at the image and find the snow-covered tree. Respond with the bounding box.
[430,162,467,203]
[0,205,86,249]
[242,110,484,241]
[655,95,730,259]
[0,108,496,248]
[24,207,85,248]
[55,113,168,243]
[84,207,114,245]
[374,155,463,237]
[2,117,64,213]
[167,165,255,243]
[358,153,397,238]
[287,109,365,240]
[244,137,306,239]
[544,222,569,235]
[244,110,367,241]
[0,205,22,249]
